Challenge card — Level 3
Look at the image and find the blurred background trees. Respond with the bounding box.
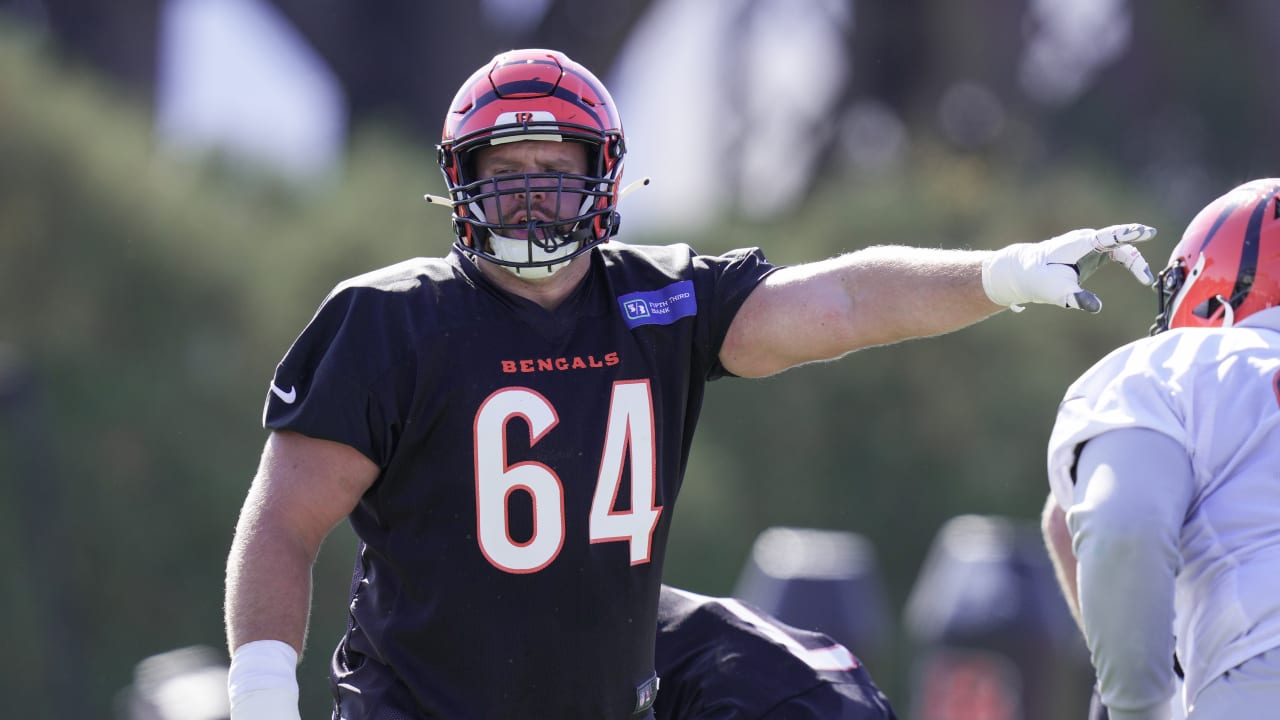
[0,1,1270,717]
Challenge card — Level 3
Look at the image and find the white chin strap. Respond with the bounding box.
[1218,296,1235,328]
[488,232,579,276]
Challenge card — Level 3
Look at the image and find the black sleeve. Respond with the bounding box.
[693,246,780,380]
[262,284,413,467]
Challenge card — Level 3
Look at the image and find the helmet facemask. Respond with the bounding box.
[450,135,621,275]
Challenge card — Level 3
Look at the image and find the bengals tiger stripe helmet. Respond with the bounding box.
[437,49,626,272]
[1152,178,1280,333]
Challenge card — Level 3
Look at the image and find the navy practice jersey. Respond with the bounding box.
[654,586,897,720]
[262,244,777,719]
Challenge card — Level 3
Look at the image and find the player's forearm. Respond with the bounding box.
[1040,494,1083,632]
[224,518,312,720]
[834,246,1000,348]
[225,522,316,656]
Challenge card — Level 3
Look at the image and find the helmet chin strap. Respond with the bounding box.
[1217,295,1235,329]
[425,177,653,277]
[488,232,580,276]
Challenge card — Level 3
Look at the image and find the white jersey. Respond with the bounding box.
[1047,307,1280,703]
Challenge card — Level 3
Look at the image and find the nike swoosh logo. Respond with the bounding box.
[270,382,297,404]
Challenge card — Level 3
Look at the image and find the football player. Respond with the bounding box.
[654,585,896,719]
[224,48,1157,719]
[1044,178,1280,719]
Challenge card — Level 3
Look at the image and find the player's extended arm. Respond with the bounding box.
[1070,428,1193,720]
[224,430,379,720]
[720,224,1155,378]
[1041,493,1083,632]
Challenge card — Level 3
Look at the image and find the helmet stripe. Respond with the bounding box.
[1193,195,1246,257]
[1230,184,1280,306]
[451,83,613,145]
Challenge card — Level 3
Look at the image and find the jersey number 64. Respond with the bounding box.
[473,380,663,574]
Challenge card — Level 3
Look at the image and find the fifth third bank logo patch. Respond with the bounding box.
[623,298,650,319]
[617,280,697,328]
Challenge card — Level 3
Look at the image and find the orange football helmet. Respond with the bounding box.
[1153,178,1280,332]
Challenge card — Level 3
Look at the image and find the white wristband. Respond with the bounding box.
[228,640,301,720]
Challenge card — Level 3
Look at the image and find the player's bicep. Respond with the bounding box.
[248,430,379,553]
[721,263,854,378]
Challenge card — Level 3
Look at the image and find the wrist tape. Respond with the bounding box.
[228,640,301,720]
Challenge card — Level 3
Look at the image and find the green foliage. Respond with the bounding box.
[0,19,1178,717]
[0,23,439,717]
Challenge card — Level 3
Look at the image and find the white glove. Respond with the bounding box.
[982,223,1157,313]
[228,640,302,720]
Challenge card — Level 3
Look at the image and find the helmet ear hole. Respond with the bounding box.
[1192,297,1220,319]
[453,218,481,250]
